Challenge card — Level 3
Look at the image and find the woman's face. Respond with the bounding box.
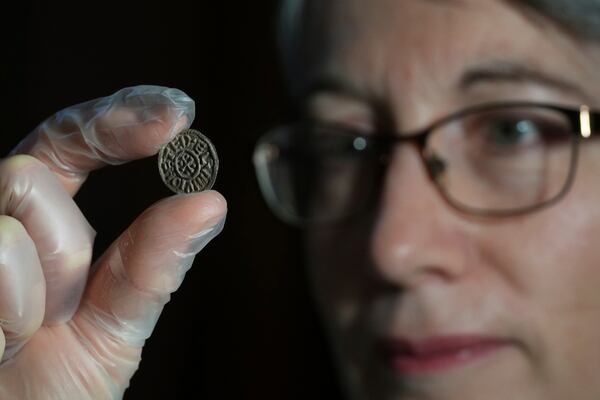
[303,1,600,399]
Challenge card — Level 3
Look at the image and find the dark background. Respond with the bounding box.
[3,1,342,398]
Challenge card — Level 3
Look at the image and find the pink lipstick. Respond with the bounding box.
[379,336,512,375]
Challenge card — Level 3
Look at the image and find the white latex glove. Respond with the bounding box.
[0,86,227,399]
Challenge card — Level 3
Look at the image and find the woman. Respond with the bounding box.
[253,0,600,399]
[1,1,599,400]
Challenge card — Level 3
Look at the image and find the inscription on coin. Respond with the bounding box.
[158,129,219,194]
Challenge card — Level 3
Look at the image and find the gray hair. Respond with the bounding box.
[520,0,600,40]
[279,0,600,91]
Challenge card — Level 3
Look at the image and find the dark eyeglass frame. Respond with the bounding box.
[253,102,600,225]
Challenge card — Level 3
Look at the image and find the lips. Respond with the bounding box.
[379,335,513,375]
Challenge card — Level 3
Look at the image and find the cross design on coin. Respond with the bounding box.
[158,129,219,194]
[175,151,200,179]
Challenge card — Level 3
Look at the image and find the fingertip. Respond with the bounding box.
[162,87,195,115]
[194,190,228,217]
[146,191,227,233]
[147,86,196,145]
[183,190,227,225]
[171,116,190,137]
[123,85,195,133]
[136,85,196,148]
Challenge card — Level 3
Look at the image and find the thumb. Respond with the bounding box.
[73,191,226,353]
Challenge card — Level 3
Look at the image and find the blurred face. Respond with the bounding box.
[301,1,600,399]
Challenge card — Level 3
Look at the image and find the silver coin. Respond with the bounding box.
[158,129,219,194]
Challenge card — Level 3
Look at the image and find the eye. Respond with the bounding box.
[486,118,540,147]
[303,124,379,158]
[460,107,573,155]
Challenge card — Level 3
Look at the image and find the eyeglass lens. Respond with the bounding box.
[254,105,578,224]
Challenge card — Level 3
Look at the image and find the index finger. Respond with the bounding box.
[11,85,194,196]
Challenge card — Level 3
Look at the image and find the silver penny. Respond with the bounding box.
[158,129,219,194]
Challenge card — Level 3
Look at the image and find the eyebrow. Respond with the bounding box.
[302,76,369,103]
[459,60,589,99]
[303,60,590,105]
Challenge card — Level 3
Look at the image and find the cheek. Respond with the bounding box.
[522,207,600,392]
[471,138,600,309]
[480,197,600,322]
[516,148,600,311]
[476,149,600,382]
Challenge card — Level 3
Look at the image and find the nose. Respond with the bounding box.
[370,143,474,289]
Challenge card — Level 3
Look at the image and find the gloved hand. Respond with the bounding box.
[0,85,227,399]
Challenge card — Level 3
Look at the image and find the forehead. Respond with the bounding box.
[312,0,556,81]
[299,0,600,122]
[311,0,551,55]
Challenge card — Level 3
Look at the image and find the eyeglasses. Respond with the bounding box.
[253,102,599,226]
